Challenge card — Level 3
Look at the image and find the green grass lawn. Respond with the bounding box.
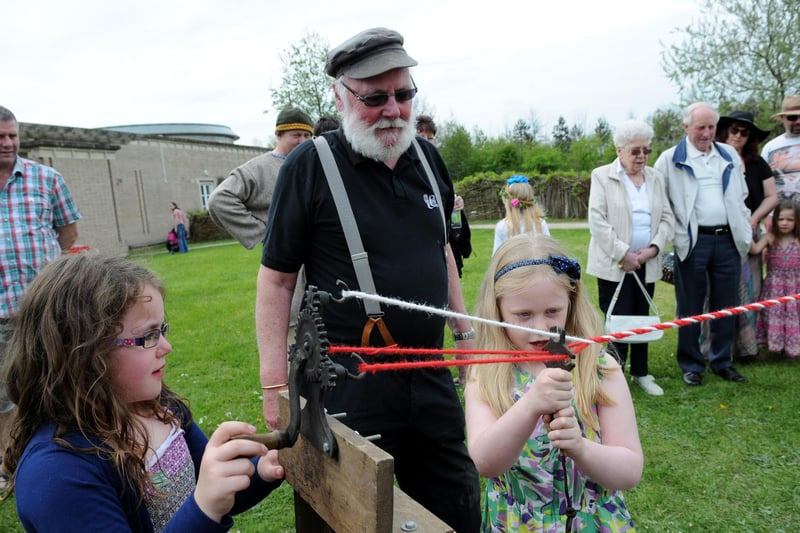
[2,226,799,532]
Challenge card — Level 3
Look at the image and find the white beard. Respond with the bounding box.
[342,107,416,162]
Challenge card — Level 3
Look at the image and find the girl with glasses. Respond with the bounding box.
[1,254,284,532]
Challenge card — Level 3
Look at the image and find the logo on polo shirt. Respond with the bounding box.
[423,194,439,209]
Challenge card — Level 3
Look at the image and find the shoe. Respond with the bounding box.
[631,375,664,396]
[714,367,746,382]
[682,371,703,386]
[0,400,15,414]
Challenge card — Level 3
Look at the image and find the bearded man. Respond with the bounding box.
[255,27,480,532]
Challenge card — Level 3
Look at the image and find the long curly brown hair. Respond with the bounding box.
[1,254,185,500]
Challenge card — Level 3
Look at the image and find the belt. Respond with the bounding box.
[697,225,731,235]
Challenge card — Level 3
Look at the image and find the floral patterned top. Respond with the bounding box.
[482,353,635,532]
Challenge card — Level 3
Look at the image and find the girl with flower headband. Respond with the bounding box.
[465,234,642,531]
[493,175,549,255]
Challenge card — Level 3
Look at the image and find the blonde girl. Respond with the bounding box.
[493,175,549,254]
[466,234,642,531]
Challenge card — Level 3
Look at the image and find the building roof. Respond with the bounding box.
[19,122,244,150]
[100,123,240,144]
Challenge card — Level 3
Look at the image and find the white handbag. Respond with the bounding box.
[605,272,664,344]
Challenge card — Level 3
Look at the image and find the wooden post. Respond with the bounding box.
[277,393,454,533]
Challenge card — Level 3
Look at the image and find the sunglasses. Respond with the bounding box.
[785,115,800,122]
[340,79,418,107]
[729,125,751,137]
[627,147,652,156]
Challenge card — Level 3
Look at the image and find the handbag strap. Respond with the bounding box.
[607,272,660,316]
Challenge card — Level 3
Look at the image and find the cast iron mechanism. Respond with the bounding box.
[542,327,576,371]
[233,286,362,457]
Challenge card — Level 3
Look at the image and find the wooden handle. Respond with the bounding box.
[231,431,288,449]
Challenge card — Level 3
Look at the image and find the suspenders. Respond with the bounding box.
[313,136,446,346]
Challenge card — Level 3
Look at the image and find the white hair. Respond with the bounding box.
[613,120,654,148]
[682,102,719,126]
[334,79,416,162]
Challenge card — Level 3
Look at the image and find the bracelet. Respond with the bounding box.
[261,383,288,390]
[452,328,475,342]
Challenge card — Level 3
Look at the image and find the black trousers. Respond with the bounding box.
[597,268,655,377]
[324,355,481,533]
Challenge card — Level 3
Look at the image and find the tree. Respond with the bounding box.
[270,30,338,118]
[437,121,475,181]
[511,119,533,144]
[648,106,685,156]
[661,0,800,120]
[552,116,571,152]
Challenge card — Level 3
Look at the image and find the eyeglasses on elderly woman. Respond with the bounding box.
[626,147,652,156]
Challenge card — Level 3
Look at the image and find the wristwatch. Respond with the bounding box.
[453,328,475,342]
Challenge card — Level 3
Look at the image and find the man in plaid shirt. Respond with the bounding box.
[0,106,82,414]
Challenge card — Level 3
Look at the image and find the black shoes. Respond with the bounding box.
[714,367,746,382]
[683,367,746,386]
[682,371,702,386]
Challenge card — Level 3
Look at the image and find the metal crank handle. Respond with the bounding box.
[230,430,291,450]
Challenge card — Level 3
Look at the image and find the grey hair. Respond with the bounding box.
[0,106,17,123]
[682,102,719,126]
[613,120,654,148]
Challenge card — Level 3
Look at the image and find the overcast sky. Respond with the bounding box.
[4,0,698,146]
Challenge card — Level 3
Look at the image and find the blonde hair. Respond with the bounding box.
[469,234,613,430]
[502,179,547,236]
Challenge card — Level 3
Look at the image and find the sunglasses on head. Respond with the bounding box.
[340,79,418,107]
[729,125,751,137]
[628,147,652,156]
[785,114,800,122]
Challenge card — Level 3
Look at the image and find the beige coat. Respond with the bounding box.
[587,162,675,282]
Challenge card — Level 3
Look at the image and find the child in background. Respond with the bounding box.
[166,229,180,254]
[465,234,642,531]
[1,254,284,531]
[493,175,550,255]
[753,200,800,357]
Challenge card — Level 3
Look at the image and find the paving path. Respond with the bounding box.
[471,221,589,230]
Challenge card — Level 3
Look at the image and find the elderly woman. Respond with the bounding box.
[711,110,776,358]
[587,120,675,395]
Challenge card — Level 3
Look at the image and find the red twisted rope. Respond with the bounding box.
[328,294,800,373]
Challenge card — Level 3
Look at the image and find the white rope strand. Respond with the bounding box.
[339,289,591,345]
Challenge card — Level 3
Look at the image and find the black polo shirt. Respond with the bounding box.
[262,129,455,349]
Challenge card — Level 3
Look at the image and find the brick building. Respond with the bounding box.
[18,122,266,255]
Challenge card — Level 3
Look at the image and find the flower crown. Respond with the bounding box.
[506,175,530,185]
[500,174,536,208]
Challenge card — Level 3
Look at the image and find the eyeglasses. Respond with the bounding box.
[115,322,169,349]
[339,79,418,107]
[785,115,800,122]
[729,125,751,137]
[627,147,652,156]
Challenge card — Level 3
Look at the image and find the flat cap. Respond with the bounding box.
[325,27,418,79]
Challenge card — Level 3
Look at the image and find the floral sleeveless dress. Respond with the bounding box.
[145,424,196,531]
[756,238,800,357]
[482,355,635,532]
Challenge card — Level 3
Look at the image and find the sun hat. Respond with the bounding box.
[718,110,770,142]
[772,95,800,118]
[325,27,417,79]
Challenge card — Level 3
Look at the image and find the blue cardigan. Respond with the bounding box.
[14,408,282,532]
